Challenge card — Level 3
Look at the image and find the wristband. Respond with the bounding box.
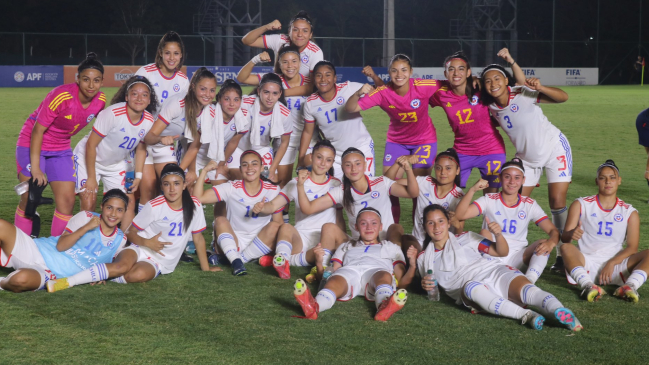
[135,172,143,179]
[251,54,263,64]
[509,60,517,66]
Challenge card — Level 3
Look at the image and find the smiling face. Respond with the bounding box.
[160,42,182,73]
[219,89,242,120]
[279,52,300,80]
[389,60,411,88]
[161,174,184,204]
[500,167,525,195]
[424,209,450,244]
[125,83,151,114]
[483,70,509,100]
[258,82,282,112]
[77,69,103,101]
[596,166,621,196]
[289,19,312,49]
[342,152,366,183]
[310,146,335,176]
[355,211,382,242]
[313,65,336,95]
[100,198,126,229]
[240,152,262,183]
[434,157,460,186]
[194,77,217,107]
[444,59,471,89]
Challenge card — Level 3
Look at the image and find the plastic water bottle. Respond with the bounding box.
[261,166,270,179]
[425,269,440,301]
[124,159,135,193]
[318,266,336,291]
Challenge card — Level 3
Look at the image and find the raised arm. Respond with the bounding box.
[525,78,569,104]
[193,160,221,204]
[236,52,271,85]
[144,119,177,146]
[388,156,419,199]
[485,217,509,257]
[252,194,289,216]
[345,83,374,113]
[295,169,335,215]
[454,179,489,220]
[362,66,385,87]
[496,48,526,86]
[241,20,282,48]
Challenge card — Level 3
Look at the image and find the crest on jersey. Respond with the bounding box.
[518,211,527,220]
[410,99,421,109]
[173,84,180,92]
[470,95,479,105]
[442,202,449,209]
[301,55,309,64]
[336,97,345,105]
[371,191,380,199]
[385,154,392,162]
[138,129,145,138]
[614,214,623,222]
[26,163,31,172]
[87,114,95,123]
[227,156,233,163]
[230,123,236,131]
[510,104,519,113]
[264,197,270,203]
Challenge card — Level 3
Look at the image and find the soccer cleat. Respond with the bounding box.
[613,285,640,303]
[258,254,274,267]
[185,241,196,254]
[521,310,545,330]
[46,278,71,293]
[294,279,318,319]
[273,254,291,279]
[231,259,247,276]
[305,266,318,283]
[374,289,408,321]
[554,308,583,332]
[179,252,194,263]
[581,284,606,302]
[550,256,565,273]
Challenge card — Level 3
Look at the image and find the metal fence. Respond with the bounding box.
[1,32,647,84]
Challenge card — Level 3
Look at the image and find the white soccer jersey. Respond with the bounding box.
[135,63,189,116]
[185,104,249,163]
[238,95,292,150]
[74,103,154,167]
[282,74,309,146]
[473,193,548,253]
[488,86,562,167]
[132,195,207,274]
[331,240,405,273]
[413,176,464,242]
[576,195,637,259]
[212,180,281,234]
[280,175,341,231]
[328,176,396,239]
[157,93,187,142]
[64,211,128,251]
[262,34,323,76]
[303,82,373,156]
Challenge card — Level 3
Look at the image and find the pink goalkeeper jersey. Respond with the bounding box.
[358,78,442,145]
[18,83,106,151]
[430,88,505,155]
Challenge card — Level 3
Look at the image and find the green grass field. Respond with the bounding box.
[1,85,648,364]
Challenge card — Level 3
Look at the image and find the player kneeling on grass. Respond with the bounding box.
[561,160,649,303]
[194,150,283,276]
[0,189,127,292]
[47,164,220,292]
[294,207,414,321]
[418,204,582,331]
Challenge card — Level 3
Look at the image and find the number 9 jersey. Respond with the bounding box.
[135,63,189,117]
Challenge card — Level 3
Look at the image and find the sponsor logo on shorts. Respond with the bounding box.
[410,99,421,109]
[336,97,345,105]
[80,179,87,187]
[138,129,145,138]
[518,211,527,220]
[614,214,623,222]
[87,114,95,123]
[385,154,392,162]
[301,55,309,64]
[14,71,25,82]
[510,104,519,112]
[470,95,479,105]
[173,84,180,92]
[371,191,380,199]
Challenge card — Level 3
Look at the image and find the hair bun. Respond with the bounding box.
[86,52,98,60]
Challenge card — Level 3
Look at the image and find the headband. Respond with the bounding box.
[358,207,382,220]
[160,171,185,181]
[390,54,411,64]
[501,165,525,174]
[127,80,151,91]
[291,16,312,25]
[280,49,300,57]
[436,155,458,165]
[445,58,467,68]
[241,150,263,163]
[102,193,128,206]
[597,161,619,176]
[342,148,365,159]
[484,68,507,78]
[313,143,336,155]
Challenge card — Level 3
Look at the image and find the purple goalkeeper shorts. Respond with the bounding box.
[383,141,437,169]
[15,146,76,182]
[457,153,507,188]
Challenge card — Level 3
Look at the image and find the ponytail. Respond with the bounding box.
[111,75,159,115]
[185,67,216,139]
[421,204,450,251]
[78,52,104,75]
[160,163,194,232]
[312,139,336,177]
[155,31,185,70]
[341,147,365,214]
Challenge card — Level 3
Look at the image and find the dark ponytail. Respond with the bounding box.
[111,75,159,115]
[443,51,474,98]
[160,163,194,232]
[78,52,104,75]
[341,147,365,214]
[480,64,514,106]
[421,204,450,251]
[240,150,279,186]
[288,10,313,32]
[155,31,185,70]
[312,139,337,177]
[217,79,243,101]
[434,148,462,187]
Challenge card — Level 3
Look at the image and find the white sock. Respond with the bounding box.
[289,252,308,267]
[275,240,292,258]
[525,253,549,284]
[240,237,272,263]
[282,210,289,223]
[68,264,110,287]
[464,281,526,320]
[374,284,394,309]
[111,276,128,284]
[520,284,563,318]
[315,288,337,312]
[569,266,593,289]
[138,203,145,213]
[551,207,568,256]
[217,233,240,264]
[625,270,647,290]
[322,248,332,267]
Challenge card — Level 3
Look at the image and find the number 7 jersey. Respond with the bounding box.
[576,195,636,258]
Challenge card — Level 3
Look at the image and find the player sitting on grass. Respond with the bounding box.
[47,164,219,292]
[561,160,649,303]
[418,204,583,331]
[293,207,414,321]
[0,189,127,292]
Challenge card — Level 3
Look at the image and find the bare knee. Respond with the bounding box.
[214,216,230,227]
[5,271,38,292]
[124,268,151,283]
[321,222,338,234]
[373,270,393,284]
[265,221,282,235]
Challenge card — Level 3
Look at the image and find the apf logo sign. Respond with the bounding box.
[15,72,44,82]
[14,71,25,82]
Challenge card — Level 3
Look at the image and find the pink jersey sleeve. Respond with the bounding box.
[36,88,73,128]
[358,86,386,110]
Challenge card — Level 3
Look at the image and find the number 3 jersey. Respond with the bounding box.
[212,180,281,234]
[135,63,189,117]
[575,195,636,259]
[132,196,207,274]
[472,193,548,253]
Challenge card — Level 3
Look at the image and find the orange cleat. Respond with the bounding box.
[273,254,291,279]
[258,254,274,267]
[294,279,318,320]
[374,289,408,321]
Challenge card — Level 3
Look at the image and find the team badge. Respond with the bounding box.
[173,83,181,92]
[510,104,519,112]
[410,99,421,109]
[470,95,479,105]
[336,97,345,105]
[87,114,95,123]
[518,211,527,219]
[385,154,392,162]
[230,123,236,131]
[614,214,623,222]
[80,179,87,187]
[442,202,449,209]
[26,163,31,172]
[371,191,380,199]
[14,71,24,82]
[138,129,145,138]
[264,197,270,203]
[227,156,233,163]
[301,55,309,64]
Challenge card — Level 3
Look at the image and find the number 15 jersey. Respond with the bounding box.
[576,195,636,259]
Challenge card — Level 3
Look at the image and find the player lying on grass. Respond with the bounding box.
[0,189,127,292]
[194,150,283,276]
[47,164,219,292]
[417,204,583,331]
[251,140,344,279]
[385,148,464,252]
[561,160,649,303]
[293,207,414,321]
[454,158,560,284]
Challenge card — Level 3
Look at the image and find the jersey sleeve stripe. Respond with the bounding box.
[331,258,343,265]
[304,119,315,123]
[392,260,406,267]
[48,92,71,110]
[212,186,223,202]
[131,222,145,231]
[273,207,285,214]
[535,216,548,225]
[472,202,482,215]
[158,115,170,125]
[92,127,106,138]
[192,227,207,234]
[49,94,73,111]
[262,35,268,49]
[278,192,291,204]
[326,192,337,205]
[64,227,74,234]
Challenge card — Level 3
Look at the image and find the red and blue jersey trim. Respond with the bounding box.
[535,216,548,225]
[192,227,207,234]
[132,222,145,231]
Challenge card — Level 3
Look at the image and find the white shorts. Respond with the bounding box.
[0,228,56,290]
[145,144,178,165]
[228,147,274,169]
[333,140,375,180]
[195,150,217,182]
[74,155,126,194]
[123,245,162,277]
[486,247,526,270]
[274,132,319,166]
[331,266,395,301]
[565,254,630,286]
[521,133,572,187]
[233,230,260,252]
[297,229,321,252]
